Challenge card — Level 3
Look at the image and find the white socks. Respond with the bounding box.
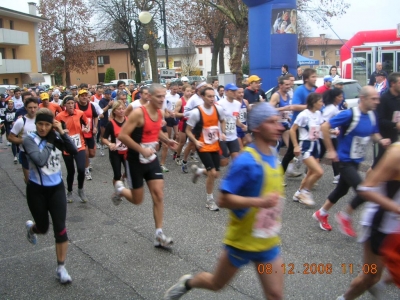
[156,228,163,235]
[207,193,213,200]
[319,208,328,216]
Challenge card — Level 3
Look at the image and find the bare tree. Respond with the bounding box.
[179,39,200,76]
[38,0,96,87]
[297,14,312,55]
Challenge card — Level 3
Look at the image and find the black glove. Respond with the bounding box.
[46,130,57,145]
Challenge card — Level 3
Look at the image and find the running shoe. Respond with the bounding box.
[96,143,101,149]
[312,210,332,231]
[191,165,200,183]
[56,265,72,284]
[66,191,74,203]
[175,158,182,166]
[298,190,315,206]
[292,190,301,202]
[111,193,123,206]
[85,170,92,180]
[154,232,173,247]
[160,165,169,173]
[88,164,93,171]
[189,154,198,163]
[181,162,188,173]
[78,189,88,203]
[13,156,18,164]
[25,220,37,245]
[206,200,219,211]
[100,146,104,156]
[164,274,193,300]
[7,142,11,146]
[332,175,340,184]
[335,212,357,237]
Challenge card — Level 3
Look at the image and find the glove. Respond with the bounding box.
[46,130,57,145]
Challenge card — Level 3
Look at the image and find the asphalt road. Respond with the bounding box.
[0,141,398,300]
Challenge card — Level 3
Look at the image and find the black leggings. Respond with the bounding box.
[109,150,126,181]
[63,150,86,192]
[327,162,363,204]
[281,130,299,172]
[26,181,68,243]
[319,138,339,176]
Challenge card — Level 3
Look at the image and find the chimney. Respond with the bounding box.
[28,2,37,16]
[320,33,326,39]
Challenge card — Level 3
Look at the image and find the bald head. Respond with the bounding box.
[376,62,382,71]
[359,85,379,111]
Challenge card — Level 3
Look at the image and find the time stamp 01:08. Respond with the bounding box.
[257,263,378,275]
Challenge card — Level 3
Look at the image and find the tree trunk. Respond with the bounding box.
[219,44,225,74]
[210,27,225,76]
[148,43,158,83]
[230,25,247,87]
[65,71,71,87]
[134,60,141,83]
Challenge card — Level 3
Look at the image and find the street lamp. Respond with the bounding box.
[143,43,149,51]
[139,0,169,69]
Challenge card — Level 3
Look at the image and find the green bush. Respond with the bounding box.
[105,67,116,83]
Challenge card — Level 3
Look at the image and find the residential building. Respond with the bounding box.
[68,40,135,85]
[301,34,348,67]
[156,40,231,77]
[0,3,46,86]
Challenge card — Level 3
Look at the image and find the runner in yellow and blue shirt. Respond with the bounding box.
[164,102,286,300]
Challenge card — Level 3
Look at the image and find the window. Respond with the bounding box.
[336,61,340,67]
[199,60,203,66]
[119,72,127,79]
[308,50,314,57]
[321,50,326,56]
[3,79,9,84]
[15,78,19,85]
[9,20,14,30]
[198,48,202,54]
[0,48,5,59]
[174,61,181,67]
[98,73,105,83]
[0,18,3,28]
[97,55,110,65]
[335,50,340,56]
[12,49,16,59]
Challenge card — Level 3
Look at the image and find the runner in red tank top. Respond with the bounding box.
[112,84,178,247]
[174,84,192,166]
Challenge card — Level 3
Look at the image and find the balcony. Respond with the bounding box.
[0,28,29,45]
[0,59,31,73]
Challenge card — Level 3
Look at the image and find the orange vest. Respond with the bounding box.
[197,105,220,153]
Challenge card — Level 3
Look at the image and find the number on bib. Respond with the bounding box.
[202,126,219,144]
[139,142,158,164]
[6,113,15,122]
[350,136,370,159]
[69,133,82,148]
[116,137,127,152]
[225,118,236,133]
[308,125,320,141]
[252,203,283,239]
[239,108,247,123]
[42,150,61,175]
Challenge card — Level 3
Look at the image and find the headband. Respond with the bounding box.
[35,113,54,124]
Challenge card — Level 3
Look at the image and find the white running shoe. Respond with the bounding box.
[13,156,18,164]
[85,170,92,180]
[114,180,125,195]
[66,191,74,203]
[96,143,101,149]
[164,274,193,299]
[154,231,173,247]
[206,200,219,211]
[286,162,302,177]
[333,175,340,184]
[111,193,123,206]
[292,190,301,202]
[56,265,72,284]
[298,189,315,206]
[78,189,88,203]
[191,165,201,183]
[25,220,37,245]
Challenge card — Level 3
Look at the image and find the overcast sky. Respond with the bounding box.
[1,0,399,40]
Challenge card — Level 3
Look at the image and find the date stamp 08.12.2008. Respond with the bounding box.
[257,263,378,275]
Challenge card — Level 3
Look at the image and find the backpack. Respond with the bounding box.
[342,106,376,136]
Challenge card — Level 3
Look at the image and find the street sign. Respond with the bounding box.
[160,69,175,77]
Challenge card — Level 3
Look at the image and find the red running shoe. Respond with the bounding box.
[335,212,357,237]
[313,210,332,231]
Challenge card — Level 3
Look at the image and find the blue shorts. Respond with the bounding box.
[166,117,179,127]
[237,131,246,139]
[19,151,29,169]
[300,140,320,159]
[225,245,280,268]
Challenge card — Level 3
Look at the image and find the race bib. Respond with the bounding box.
[69,133,82,148]
[108,109,112,118]
[239,108,247,123]
[116,137,127,152]
[225,118,236,134]
[252,201,283,239]
[279,111,290,123]
[392,111,400,123]
[350,136,370,159]
[0,108,5,116]
[6,112,15,122]
[42,150,61,175]
[309,125,320,141]
[202,126,219,145]
[171,102,176,111]
[139,142,158,164]
[83,117,92,131]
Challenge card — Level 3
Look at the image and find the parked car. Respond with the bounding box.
[265,78,361,108]
[110,79,136,85]
[0,85,19,95]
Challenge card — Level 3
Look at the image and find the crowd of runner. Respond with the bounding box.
[1,72,399,299]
